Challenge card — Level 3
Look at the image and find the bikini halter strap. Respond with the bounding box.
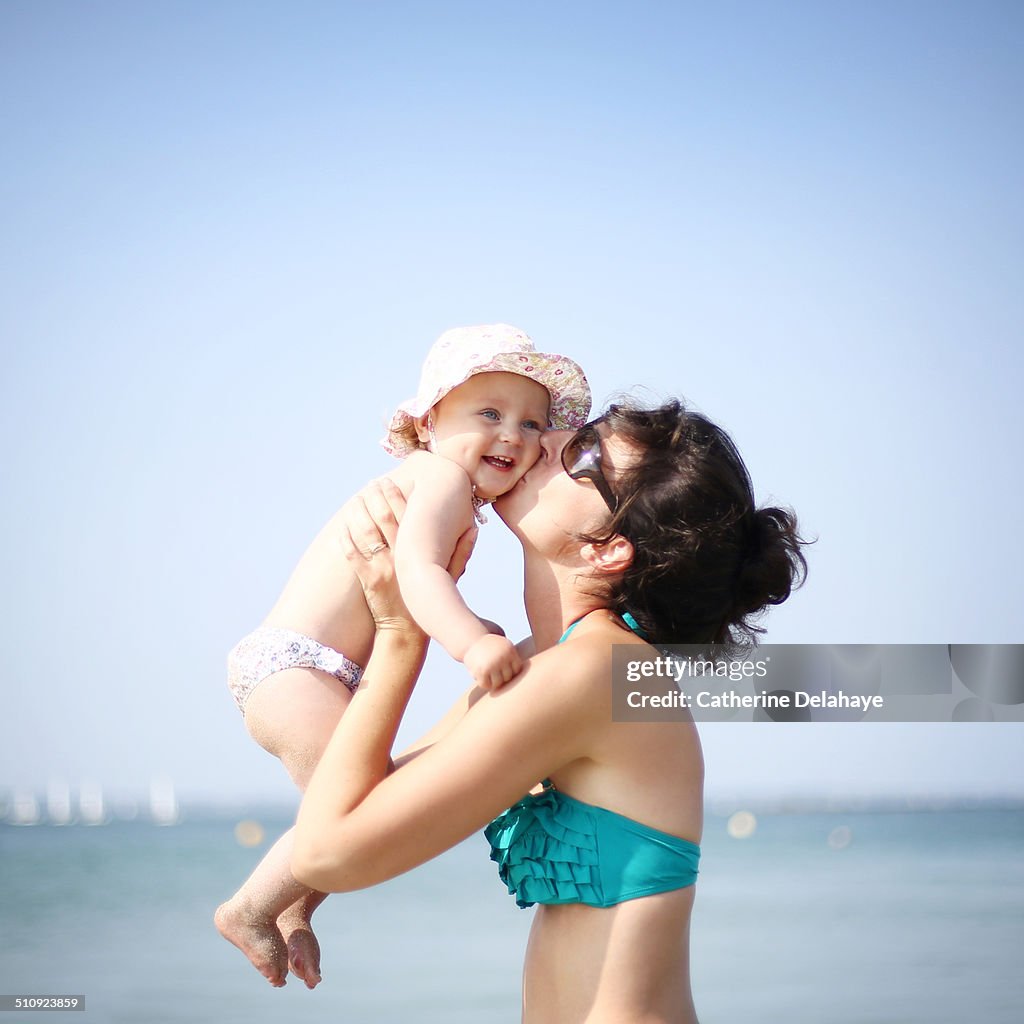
[557,611,646,645]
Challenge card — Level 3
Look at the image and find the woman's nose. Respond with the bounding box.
[540,429,572,461]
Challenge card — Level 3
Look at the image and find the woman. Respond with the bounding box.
[293,399,806,1023]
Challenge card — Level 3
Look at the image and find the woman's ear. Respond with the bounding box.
[580,535,634,576]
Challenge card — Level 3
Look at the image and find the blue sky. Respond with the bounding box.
[2,1,1022,807]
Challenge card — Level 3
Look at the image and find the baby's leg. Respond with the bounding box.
[216,667,354,988]
[277,889,329,990]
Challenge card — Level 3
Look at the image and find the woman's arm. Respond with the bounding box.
[391,683,484,768]
[294,619,430,887]
[293,640,606,893]
[291,492,606,893]
[389,621,513,767]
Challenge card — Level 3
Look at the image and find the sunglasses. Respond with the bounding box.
[561,420,619,512]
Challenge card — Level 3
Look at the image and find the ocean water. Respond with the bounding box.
[1,807,1022,1023]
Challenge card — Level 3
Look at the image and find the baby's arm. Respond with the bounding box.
[395,459,522,689]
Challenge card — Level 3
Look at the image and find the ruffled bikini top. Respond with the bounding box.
[484,612,701,909]
[485,782,700,908]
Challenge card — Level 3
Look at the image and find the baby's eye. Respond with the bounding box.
[522,420,544,432]
[480,409,500,421]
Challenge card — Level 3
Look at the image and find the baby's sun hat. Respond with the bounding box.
[383,324,592,458]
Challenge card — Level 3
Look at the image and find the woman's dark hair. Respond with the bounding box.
[583,398,808,650]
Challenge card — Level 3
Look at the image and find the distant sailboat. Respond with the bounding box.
[10,790,41,826]
[46,779,74,825]
[78,780,107,825]
[149,777,180,825]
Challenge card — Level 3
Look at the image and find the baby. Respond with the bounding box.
[216,324,590,989]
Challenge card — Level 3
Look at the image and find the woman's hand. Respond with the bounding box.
[339,478,409,630]
[341,477,478,629]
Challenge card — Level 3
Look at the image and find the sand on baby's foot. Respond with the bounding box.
[215,900,290,988]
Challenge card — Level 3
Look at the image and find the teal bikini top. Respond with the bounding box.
[484,612,701,909]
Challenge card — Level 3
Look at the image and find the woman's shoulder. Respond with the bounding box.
[535,620,668,732]
[527,618,645,700]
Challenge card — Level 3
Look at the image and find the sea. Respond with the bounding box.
[1,804,1022,1023]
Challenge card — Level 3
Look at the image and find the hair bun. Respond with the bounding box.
[733,507,807,619]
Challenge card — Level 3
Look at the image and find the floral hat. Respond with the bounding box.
[382,324,592,457]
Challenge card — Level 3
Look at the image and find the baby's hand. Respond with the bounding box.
[463,634,522,691]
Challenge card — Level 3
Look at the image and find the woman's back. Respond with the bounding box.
[525,889,698,1023]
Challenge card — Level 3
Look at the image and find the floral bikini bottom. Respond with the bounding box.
[226,626,363,715]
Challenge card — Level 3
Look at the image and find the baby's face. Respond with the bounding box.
[422,372,551,501]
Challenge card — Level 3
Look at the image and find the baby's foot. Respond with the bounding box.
[278,907,322,989]
[215,899,289,987]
